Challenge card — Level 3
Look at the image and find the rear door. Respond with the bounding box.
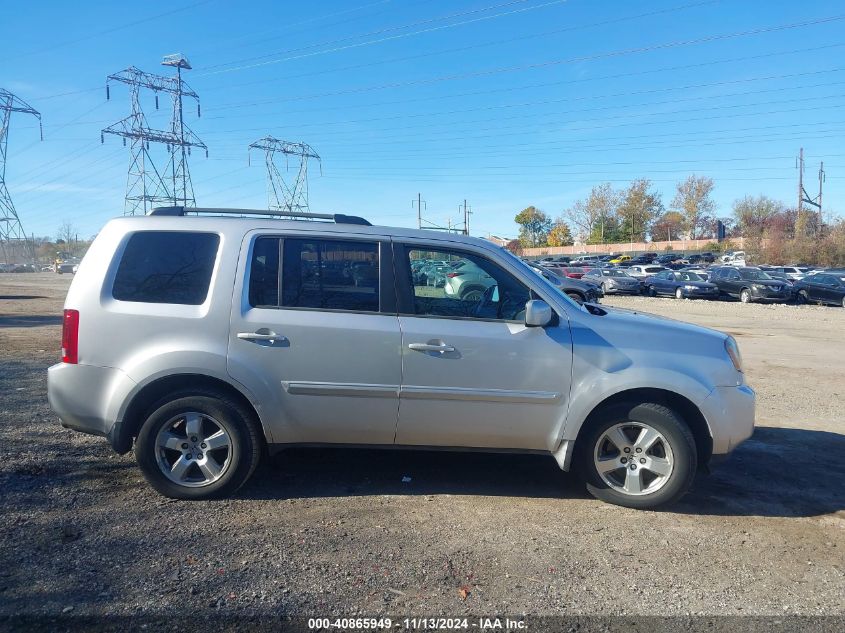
[393,241,572,451]
[227,231,402,445]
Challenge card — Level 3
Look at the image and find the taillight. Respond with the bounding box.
[62,309,79,364]
[446,272,463,278]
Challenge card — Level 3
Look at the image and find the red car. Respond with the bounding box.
[562,266,587,279]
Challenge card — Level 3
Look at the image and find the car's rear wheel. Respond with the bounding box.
[135,391,261,500]
[675,287,684,300]
[740,288,752,303]
[459,286,485,302]
[579,402,697,509]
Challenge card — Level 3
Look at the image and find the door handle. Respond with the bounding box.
[237,331,288,343]
[408,342,455,354]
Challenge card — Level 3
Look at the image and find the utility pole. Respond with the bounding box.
[459,199,472,235]
[0,89,41,263]
[412,193,425,229]
[102,54,206,215]
[818,161,825,229]
[797,147,804,217]
[248,137,321,216]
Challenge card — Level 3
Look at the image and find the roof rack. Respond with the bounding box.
[148,206,371,226]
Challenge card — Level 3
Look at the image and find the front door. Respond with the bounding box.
[393,242,572,451]
[227,233,401,445]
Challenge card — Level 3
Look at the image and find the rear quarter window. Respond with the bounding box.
[112,231,219,305]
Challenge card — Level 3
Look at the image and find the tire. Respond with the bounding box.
[842,296,845,309]
[740,288,752,304]
[134,390,262,500]
[675,287,684,300]
[566,291,585,304]
[797,290,809,305]
[459,286,485,302]
[601,282,608,294]
[578,401,697,509]
[647,285,656,297]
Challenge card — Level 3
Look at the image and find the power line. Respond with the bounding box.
[198,1,717,93]
[198,0,566,75]
[204,15,845,110]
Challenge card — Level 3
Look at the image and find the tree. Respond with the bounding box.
[565,183,619,244]
[617,179,662,243]
[733,195,785,234]
[651,211,686,242]
[547,221,574,247]
[514,206,552,248]
[671,175,716,239]
[56,221,78,247]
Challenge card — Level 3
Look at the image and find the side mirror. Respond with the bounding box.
[524,299,553,327]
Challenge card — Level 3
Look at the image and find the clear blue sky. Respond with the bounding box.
[2,0,843,240]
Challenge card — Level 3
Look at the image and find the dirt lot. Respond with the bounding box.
[1,273,843,621]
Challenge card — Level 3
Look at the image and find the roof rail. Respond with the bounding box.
[148,206,371,226]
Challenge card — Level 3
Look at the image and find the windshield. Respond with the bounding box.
[677,272,704,282]
[738,269,772,281]
[604,269,631,277]
[498,247,582,309]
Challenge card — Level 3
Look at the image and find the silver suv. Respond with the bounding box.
[48,207,755,509]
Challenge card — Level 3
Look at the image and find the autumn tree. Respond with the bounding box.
[616,179,662,243]
[651,211,686,242]
[514,206,552,248]
[671,175,716,239]
[733,195,786,235]
[565,183,620,244]
[547,221,574,247]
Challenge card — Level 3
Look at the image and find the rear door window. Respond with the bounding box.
[112,231,219,305]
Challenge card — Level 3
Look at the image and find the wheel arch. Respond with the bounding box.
[109,373,265,454]
[572,387,713,469]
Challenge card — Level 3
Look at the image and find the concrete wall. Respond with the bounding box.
[519,238,744,257]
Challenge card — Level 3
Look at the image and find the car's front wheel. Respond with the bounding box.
[135,391,261,500]
[675,287,684,300]
[740,288,752,303]
[579,402,697,509]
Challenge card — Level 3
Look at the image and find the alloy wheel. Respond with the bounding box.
[740,289,751,303]
[155,412,233,488]
[675,287,684,300]
[593,422,675,496]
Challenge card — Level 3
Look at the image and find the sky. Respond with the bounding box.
[2,0,844,240]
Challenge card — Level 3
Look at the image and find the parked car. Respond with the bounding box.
[443,259,496,301]
[525,263,602,304]
[608,254,632,265]
[679,265,711,280]
[571,255,602,265]
[645,270,720,300]
[720,251,747,266]
[627,264,667,281]
[772,266,806,281]
[559,266,587,279]
[48,206,755,509]
[708,266,791,303]
[582,268,642,294]
[657,253,683,264]
[689,252,716,264]
[793,274,845,307]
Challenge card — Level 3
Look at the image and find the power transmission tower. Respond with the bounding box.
[796,147,824,234]
[248,137,321,216]
[102,54,206,215]
[0,89,41,263]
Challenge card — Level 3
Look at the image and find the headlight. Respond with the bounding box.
[751,283,765,290]
[725,336,743,373]
[683,285,697,290]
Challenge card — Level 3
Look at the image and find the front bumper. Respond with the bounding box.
[700,384,756,455]
[750,287,790,301]
[48,363,136,441]
[682,287,720,298]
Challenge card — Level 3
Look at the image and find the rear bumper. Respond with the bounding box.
[700,384,756,455]
[48,363,137,444]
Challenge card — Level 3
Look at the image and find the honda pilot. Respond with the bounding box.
[48,207,755,509]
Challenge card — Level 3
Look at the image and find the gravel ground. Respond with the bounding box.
[0,274,843,623]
